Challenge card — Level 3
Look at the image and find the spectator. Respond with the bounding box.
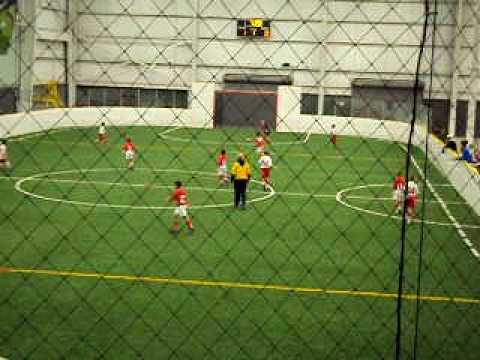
[442,134,457,154]
[474,143,480,162]
[459,143,475,163]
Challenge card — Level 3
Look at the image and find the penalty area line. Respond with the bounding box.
[1,267,479,305]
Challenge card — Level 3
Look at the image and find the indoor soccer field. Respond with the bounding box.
[1,126,479,359]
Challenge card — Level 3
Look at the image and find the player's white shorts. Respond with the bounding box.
[125,150,135,161]
[392,189,404,202]
[218,165,227,176]
[174,205,188,217]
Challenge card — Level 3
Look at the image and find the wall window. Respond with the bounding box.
[105,87,120,106]
[323,95,351,117]
[300,93,318,115]
[76,86,189,109]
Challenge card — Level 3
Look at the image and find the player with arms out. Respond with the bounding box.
[258,151,273,191]
[169,180,194,235]
[392,172,406,214]
[97,122,108,144]
[406,176,419,224]
[217,149,228,186]
[254,132,267,157]
[122,137,137,170]
[0,139,11,172]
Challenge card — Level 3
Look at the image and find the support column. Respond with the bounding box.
[316,0,328,118]
[191,0,200,84]
[17,0,36,112]
[467,0,480,141]
[66,0,78,107]
[448,0,464,137]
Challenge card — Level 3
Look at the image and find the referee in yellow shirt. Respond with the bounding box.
[230,153,251,209]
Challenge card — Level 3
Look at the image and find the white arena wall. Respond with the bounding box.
[1,82,478,215]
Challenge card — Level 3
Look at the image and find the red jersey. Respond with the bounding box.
[255,136,266,148]
[217,154,227,167]
[172,188,188,206]
[123,142,136,152]
[393,176,406,191]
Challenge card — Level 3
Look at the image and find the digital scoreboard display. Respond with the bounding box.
[237,19,271,39]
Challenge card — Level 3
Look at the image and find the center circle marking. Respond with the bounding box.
[14,168,275,210]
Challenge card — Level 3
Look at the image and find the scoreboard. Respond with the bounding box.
[237,19,271,39]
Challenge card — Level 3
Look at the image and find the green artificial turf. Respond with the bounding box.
[0,126,479,359]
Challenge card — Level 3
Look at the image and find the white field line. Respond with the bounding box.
[0,175,465,205]
[159,130,308,146]
[13,168,276,210]
[8,128,75,142]
[304,131,311,144]
[402,145,480,261]
[158,127,180,136]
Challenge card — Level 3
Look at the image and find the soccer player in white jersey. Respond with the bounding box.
[406,176,419,223]
[97,122,108,144]
[0,139,11,171]
[258,151,273,191]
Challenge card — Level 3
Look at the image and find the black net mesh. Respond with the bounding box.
[0,0,479,359]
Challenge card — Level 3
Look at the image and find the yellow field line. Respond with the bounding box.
[1,267,478,305]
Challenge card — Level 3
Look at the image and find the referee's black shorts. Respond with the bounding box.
[233,179,248,208]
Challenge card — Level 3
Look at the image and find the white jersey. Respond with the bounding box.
[98,125,106,135]
[258,155,272,169]
[0,144,7,160]
[407,181,419,198]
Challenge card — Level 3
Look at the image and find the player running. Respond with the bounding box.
[392,172,406,214]
[258,151,273,191]
[122,137,137,170]
[169,180,194,235]
[406,176,419,223]
[97,122,108,144]
[254,132,267,156]
[217,149,228,185]
[0,139,11,171]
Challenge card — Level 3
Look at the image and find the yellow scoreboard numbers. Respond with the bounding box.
[237,19,271,39]
[250,18,263,28]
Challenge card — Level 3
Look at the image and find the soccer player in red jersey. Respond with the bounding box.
[330,124,337,145]
[122,137,137,170]
[217,149,228,185]
[254,132,266,157]
[169,180,194,234]
[259,119,271,143]
[392,172,406,214]
[406,176,419,224]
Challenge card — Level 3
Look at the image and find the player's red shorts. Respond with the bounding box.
[406,196,417,209]
[261,168,270,179]
[331,134,337,145]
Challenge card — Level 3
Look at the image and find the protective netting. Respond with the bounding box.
[0,0,479,358]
